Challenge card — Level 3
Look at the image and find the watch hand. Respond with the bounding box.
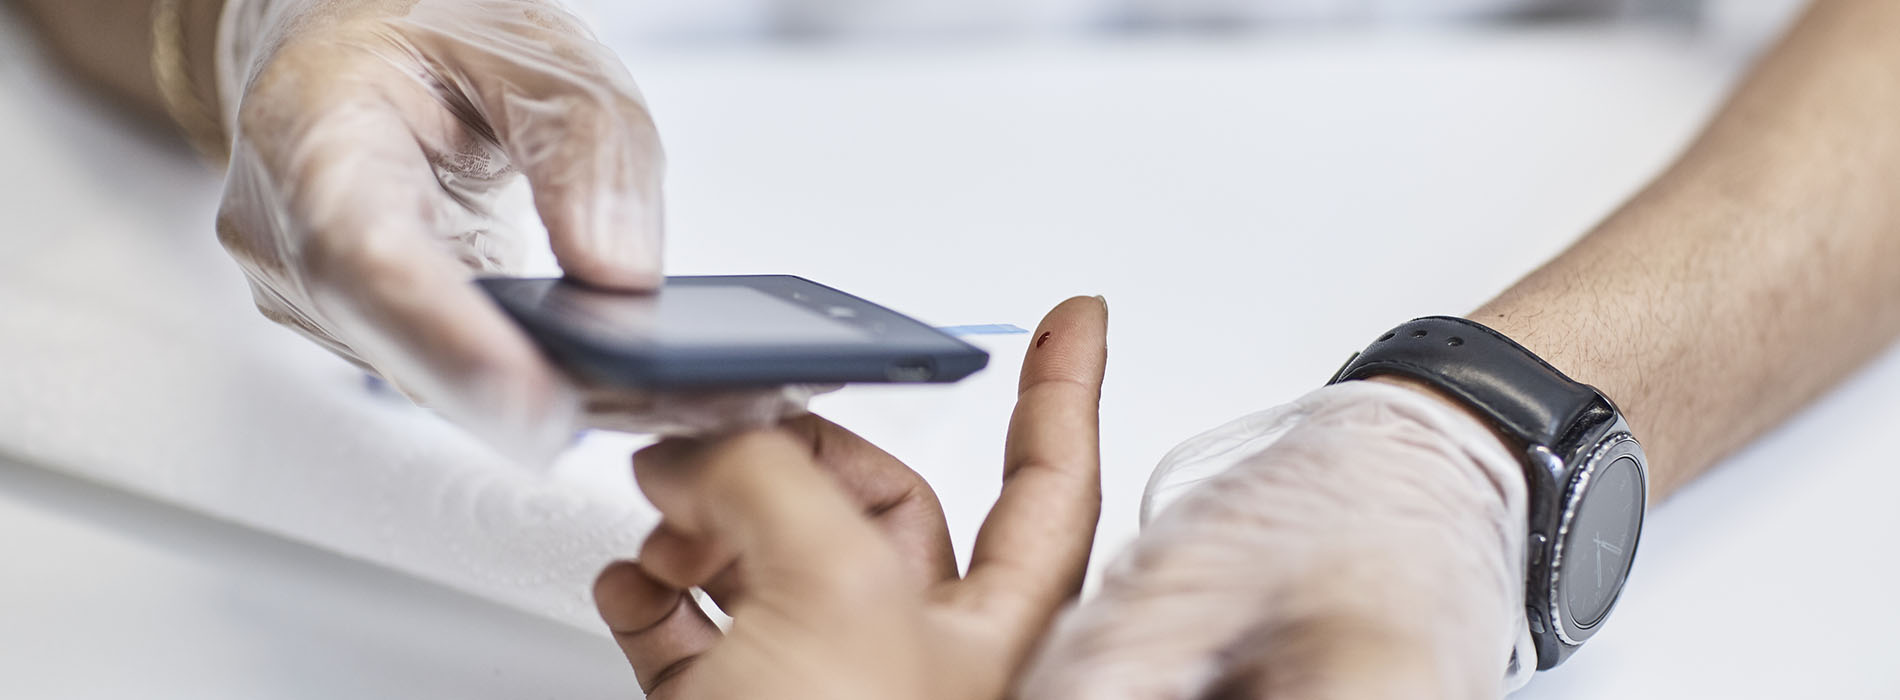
[1594,533,1624,556]
[1595,538,1604,588]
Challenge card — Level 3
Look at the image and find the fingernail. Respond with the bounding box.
[1093,295,1108,312]
[1036,331,1053,348]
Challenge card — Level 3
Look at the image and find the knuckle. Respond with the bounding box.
[632,439,690,470]
[602,93,657,132]
[295,227,414,291]
[571,89,660,148]
[215,208,277,272]
[641,653,702,696]
[234,100,274,144]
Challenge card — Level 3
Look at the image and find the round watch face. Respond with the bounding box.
[1559,456,1644,628]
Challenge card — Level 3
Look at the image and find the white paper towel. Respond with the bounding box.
[0,13,657,633]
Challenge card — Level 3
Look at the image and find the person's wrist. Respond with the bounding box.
[1464,299,1682,496]
[1351,376,1533,691]
[1364,374,1519,454]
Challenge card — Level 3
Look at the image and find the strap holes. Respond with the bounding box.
[1411,330,1428,338]
[1378,333,1395,342]
[1447,336,1464,347]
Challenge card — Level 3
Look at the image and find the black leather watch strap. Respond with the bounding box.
[1327,316,1604,448]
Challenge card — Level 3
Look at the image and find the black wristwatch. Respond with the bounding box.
[1326,316,1647,674]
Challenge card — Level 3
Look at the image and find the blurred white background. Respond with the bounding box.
[10,1,1895,699]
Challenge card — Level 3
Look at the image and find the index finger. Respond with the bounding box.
[962,296,1109,632]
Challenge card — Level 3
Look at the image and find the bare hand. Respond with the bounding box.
[594,296,1110,700]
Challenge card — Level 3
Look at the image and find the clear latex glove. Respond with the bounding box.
[211,0,812,461]
[1019,381,1530,699]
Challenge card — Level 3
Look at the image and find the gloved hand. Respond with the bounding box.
[211,0,811,461]
[1019,379,1530,699]
[593,296,1109,700]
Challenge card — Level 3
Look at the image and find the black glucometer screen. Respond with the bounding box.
[479,275,990,389]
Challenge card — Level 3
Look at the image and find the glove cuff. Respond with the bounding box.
[1143,381,1534,688]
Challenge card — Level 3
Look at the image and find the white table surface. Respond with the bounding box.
[3,16,1897,699]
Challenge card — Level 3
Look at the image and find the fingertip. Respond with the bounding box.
[540,178,666,292]
[632,439,714,542]
[777,414,833,455]
[1036,295,1110,348]
[638,526,734,591]
[1048,295,1110,324]
[593,560,678,633]
[513,88,667,292]
[556,237,664,290]
[1020,295,1110,393]
[634,437,700,476]
[552,228,665,291]
[593,559,722,695]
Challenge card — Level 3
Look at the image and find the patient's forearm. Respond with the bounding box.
[1474,0,1900,498]
[10,0,226,127]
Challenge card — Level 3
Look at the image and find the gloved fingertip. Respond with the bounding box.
[546,190,665,291]
[563,249,665,291]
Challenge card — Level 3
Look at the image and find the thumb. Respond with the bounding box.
[518,91,666,290]
[443,7,668,289]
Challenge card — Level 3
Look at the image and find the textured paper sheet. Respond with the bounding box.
[0,15,655,633]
